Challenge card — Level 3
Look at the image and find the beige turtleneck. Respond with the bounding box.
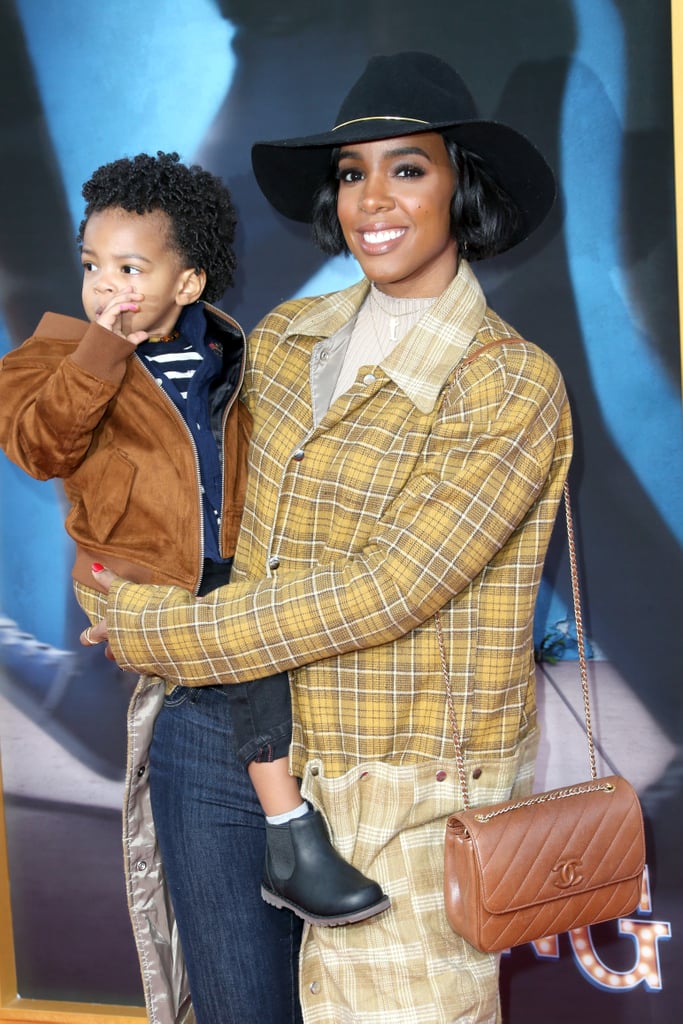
[331,284,437,402]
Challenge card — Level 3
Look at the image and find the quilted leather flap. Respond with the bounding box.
[451,775,645,915]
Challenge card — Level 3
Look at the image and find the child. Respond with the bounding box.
[0,151,388,926]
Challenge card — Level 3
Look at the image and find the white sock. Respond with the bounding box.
[266,801,309,826]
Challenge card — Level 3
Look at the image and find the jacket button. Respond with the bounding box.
[309,981,321,995]
[136,860,147,872]
[363,373,376,385]
[293,448,305,461]
[268,556,280,570]
[436,770,447,782]
[136,765,146,778]
[472,767,483,780]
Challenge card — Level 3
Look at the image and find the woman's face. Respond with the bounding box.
[335,132,458,298]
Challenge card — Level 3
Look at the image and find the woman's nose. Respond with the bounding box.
[359,175,393,213]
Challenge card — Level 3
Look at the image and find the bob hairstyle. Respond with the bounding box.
[78,151,237,304]
[311,136,522,262]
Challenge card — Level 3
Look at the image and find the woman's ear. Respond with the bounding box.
[176,267,207,305]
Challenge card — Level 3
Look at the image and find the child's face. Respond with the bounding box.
[81,207,195,337]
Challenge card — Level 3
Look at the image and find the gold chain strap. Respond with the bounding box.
[471,779,614,824]
[439,344,593,807]
[436,480,595,810]
[562,481,597,778]
[435,608,472,805]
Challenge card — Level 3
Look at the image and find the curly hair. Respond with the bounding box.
[311,137,521,262]
[78,151,237,303]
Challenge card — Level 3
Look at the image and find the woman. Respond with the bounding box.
[88,52,572,1024]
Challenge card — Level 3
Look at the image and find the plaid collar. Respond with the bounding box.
[283,260,487,413]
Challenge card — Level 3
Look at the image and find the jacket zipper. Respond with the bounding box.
[134,307,248,594]
[134,356,205,595]
[216,313,248,564]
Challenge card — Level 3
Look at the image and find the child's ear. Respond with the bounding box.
[176,267,206,305]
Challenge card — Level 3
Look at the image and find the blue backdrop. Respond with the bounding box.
[0,0,680,1019]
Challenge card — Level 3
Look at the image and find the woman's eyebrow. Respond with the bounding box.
[338,145,433,162]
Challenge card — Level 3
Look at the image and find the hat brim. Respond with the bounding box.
[252,118,555,251]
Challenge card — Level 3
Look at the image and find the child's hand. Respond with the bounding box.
[95,287,149,346]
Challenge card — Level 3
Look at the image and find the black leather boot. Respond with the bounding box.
[261,808,391,926]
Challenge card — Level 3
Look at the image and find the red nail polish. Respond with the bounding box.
[92,562,104,572]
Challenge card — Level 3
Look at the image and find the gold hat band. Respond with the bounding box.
[332,115,431,132]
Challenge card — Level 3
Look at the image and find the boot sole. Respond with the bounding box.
[261,885,391,927]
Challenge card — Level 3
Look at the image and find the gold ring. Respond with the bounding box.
[83,627,99,646]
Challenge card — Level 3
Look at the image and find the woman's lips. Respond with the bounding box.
[357,227,407,254]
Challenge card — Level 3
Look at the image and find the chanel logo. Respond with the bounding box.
[553,858,584,888]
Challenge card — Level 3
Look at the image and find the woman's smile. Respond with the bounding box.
[356,225,408,253]
[336,132,458,297]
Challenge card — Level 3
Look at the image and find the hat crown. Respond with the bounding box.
[334,52,478,133]
[251,50,556,248]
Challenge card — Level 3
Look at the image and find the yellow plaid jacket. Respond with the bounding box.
[109,262,573,779]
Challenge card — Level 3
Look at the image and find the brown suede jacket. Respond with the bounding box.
[0,304,252,591]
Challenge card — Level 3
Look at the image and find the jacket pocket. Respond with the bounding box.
[69,446,136,543]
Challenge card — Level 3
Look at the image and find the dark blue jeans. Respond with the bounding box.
[149,684,303,1024]
[198,559,292,766]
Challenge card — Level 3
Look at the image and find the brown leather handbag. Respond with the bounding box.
[442,483,646,953]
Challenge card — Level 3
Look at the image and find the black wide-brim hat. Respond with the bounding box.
[252,51,556,252]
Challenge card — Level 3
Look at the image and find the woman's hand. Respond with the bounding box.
[79,563,118,656]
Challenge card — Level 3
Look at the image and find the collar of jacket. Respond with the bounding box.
[203,300,246,350]
[282,260,487,414]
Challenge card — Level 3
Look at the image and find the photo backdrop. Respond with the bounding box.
[0,1,681,1021]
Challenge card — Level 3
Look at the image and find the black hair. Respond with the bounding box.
[444,140,522,260]
[78,151,237,303]
[311,137,522,261]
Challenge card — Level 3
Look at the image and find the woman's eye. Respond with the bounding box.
[81,261,95,272]
[395,163,425,178]
[337,167,363,183]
